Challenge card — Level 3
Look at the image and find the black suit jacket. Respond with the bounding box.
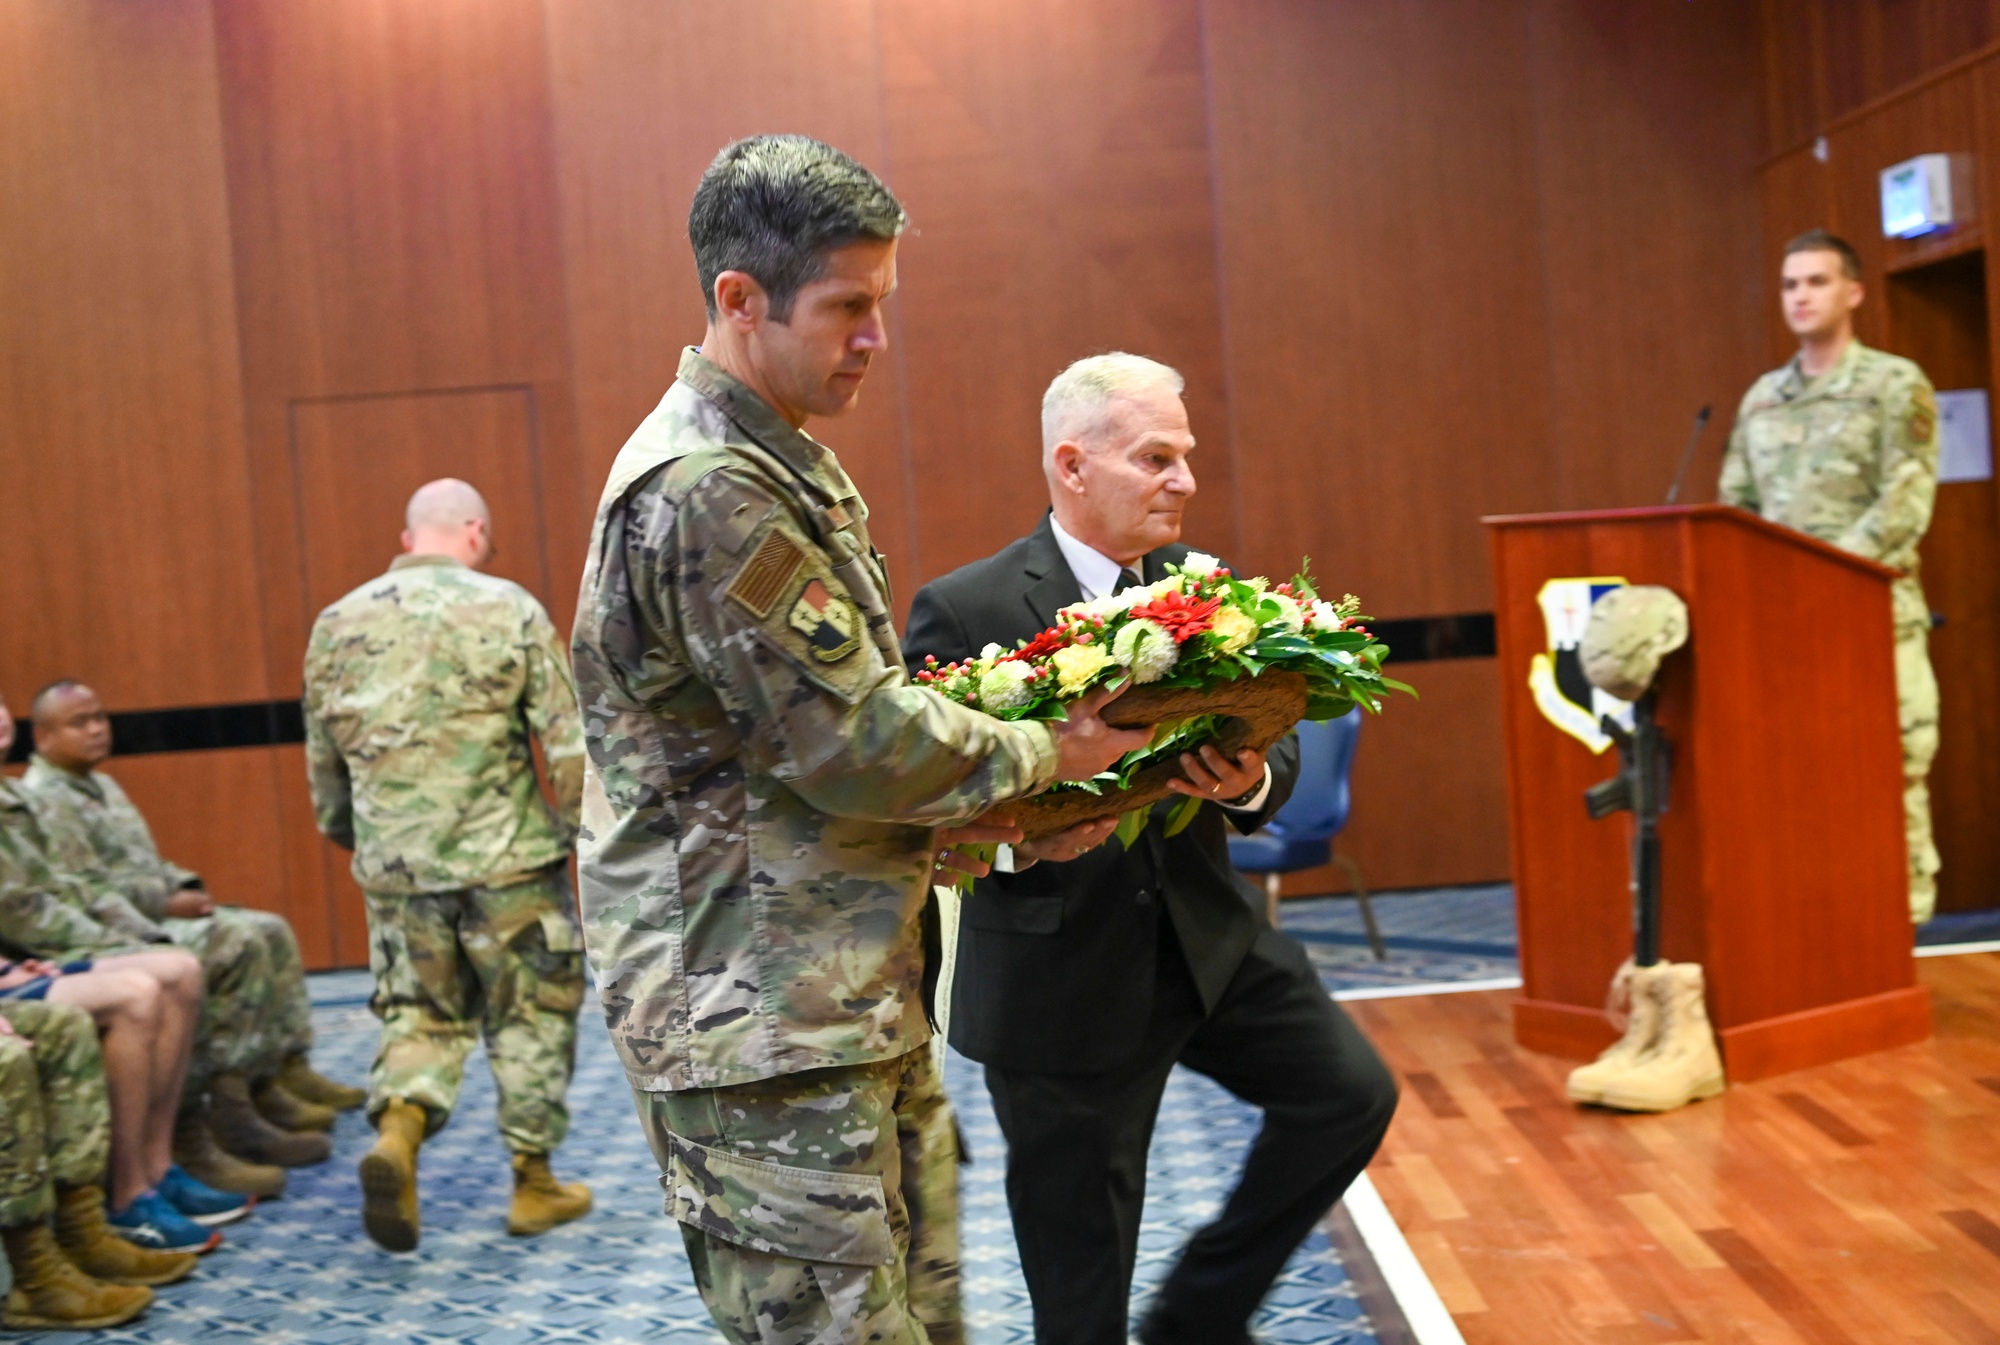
[904,515,1299,1074]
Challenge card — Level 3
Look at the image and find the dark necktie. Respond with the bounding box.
[1115,568,1143,594]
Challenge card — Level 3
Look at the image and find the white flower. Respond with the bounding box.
[980,643,1005,661]
[1112,619,1179,683]
[1306,598,1345,630]
[1180,551,1223,576]
[1265,592,1304,633]
[977,661,1036,713]
[1060,589,1140,623]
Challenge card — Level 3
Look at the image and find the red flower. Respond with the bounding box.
[1127,590,1223,644]
[1002,626,1071,663]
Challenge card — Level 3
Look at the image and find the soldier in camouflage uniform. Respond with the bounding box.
[0,707,326,1182]
[572,136,1148,1345]
[25,682,361,1133]
[0,1000,197,1329]
[1720,229,1942,921]
[303,477,593,1252]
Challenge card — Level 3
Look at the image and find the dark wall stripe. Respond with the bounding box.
[6,700,305,763]
[3,612,1495,762]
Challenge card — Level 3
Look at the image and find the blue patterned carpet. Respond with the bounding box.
[13,886,1517,1344]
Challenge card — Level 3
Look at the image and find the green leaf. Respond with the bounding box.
[1112,807,1151,850]
[1162,794,1203,837]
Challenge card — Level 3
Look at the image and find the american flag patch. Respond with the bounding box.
[727,529,804,618]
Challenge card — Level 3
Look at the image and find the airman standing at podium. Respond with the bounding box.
[1719,228,1942,921]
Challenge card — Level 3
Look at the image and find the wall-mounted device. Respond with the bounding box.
[1879,153,1974,239]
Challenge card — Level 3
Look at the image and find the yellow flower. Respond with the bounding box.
[1051,642,1115,696]
[1209,604,1258,654]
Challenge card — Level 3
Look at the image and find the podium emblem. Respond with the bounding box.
[1527,576,1632,753]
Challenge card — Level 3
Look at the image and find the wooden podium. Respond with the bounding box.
[1485,504,1930,1082]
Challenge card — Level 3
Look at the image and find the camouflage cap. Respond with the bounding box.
[1581,586,1689,700]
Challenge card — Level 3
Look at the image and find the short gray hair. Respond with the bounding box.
[1040,353,1185,460]
[405,478,489,532]
[689,135,907,321]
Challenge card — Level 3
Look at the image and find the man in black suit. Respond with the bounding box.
[904,353,1398,1345]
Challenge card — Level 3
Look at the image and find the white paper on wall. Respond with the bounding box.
[1937,388,1992,484]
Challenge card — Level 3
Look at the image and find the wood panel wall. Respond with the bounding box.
[0,0,1770,965]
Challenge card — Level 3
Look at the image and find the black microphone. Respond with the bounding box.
[1664,405,1713,505]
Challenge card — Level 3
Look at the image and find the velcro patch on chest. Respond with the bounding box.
[727,529,805,618]
[787,578,861,662]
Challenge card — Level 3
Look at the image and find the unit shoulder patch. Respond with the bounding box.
[787,578,861,662]
[1907,388,1937,445]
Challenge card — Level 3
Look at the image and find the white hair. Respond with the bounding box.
[1040,353,1185,465]
[404,478,490,532]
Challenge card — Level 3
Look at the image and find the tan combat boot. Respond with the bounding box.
[276,1052,367,1112]
[1566,960,1667,1105]
[53,1185,197,1287]
[175,1102,287,1200]
[359,1099,427,1252]
[254,1076,338,1133]
[1600,962,1727,1113]
[506,1153,593,1237]
[1,1222,153,1330]
[209,1072,332,1167]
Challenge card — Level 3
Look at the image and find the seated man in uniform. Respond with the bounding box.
[1,691,294,1234]
[0,1000,198,1331]
[23,682,362,1124]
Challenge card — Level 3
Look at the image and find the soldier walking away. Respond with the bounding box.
[304,478,593,1252]
[23,680,364,1189]
[1720,228,1942,922]
[571,135,1150,1345]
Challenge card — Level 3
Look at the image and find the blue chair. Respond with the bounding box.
[1227,710,1385,959]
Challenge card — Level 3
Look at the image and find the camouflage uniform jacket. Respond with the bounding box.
[573,347,1061,1093]
[303,554,585,896]
[0,777,164,960]
[21,756,197,919]
[1721,338,1940,637]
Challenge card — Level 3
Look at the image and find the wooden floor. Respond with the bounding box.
[1351,953,2000,1344]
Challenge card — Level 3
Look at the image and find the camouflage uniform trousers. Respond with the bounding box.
[0,1002,110,1229]
[166,907,283,1092]
[168,905,314,1064]
[635,1045,962,1345]
[1898,625,1941,923]
[363,865,584,1154]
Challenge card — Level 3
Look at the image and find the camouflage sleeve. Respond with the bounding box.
[1718,390,1759,510]
[655,470,1059,826]
[0,835,129,959]
[1834,372,1940,568]
[301,631,356,850]
[521,595,585,827]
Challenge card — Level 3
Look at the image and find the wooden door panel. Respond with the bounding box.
[288,387,553,621]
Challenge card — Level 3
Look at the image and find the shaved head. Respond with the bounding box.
[405,478,490,532]
[401,478,495,569]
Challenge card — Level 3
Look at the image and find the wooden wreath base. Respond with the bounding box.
[1012,671,1309,839]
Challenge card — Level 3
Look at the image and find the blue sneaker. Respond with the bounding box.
[107,1190,222,1254]
[159,1164,254,1227]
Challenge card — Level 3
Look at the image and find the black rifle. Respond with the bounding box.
[1584,693,1670,967]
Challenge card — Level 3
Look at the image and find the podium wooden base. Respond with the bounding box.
[1513,986,1933,1083]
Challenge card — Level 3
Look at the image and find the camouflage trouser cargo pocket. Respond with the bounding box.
[662,1132,895,1265]
[632,1049,961,1345]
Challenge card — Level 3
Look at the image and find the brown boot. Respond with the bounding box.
[209,1072,331,1168]
[277,1053,367,1112]
[175,1103,286,1200]
[53,1185,198,1288]
[1601,962,1727,1113]
[254,1077,337,1133]
[359,1100,426,1253]
[506,1153,592,1237]
[1,1222,153,1330]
